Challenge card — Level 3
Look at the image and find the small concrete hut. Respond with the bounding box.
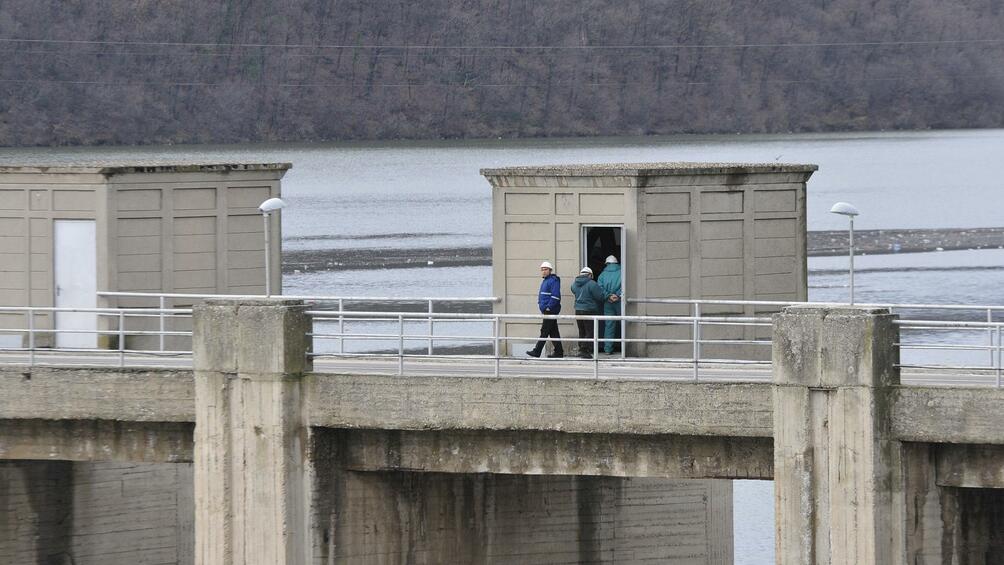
[482,162,817,357]
[0,162,290,348]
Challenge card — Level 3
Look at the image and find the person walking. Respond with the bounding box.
[597,255,622,354]
[527,261,564,358]
[570,266,606,358]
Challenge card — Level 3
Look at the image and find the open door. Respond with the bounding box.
[581,225,624,285]
[54,220,97,348]
[582,225,626,354]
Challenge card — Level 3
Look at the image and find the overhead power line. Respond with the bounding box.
[0,71,996,89]
[0,36,1003,51]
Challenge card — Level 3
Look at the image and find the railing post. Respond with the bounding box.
[997,324,1002,388]
[159,295,166,352]
[593,316,599,379]
[118,311,125,367]
[337,298,344,354]
[493,317,501,378]
[989,308,994,367]
[427,300,434,356]
[398,314,405,376]
[27,309,34,367]
[692,303,701,381]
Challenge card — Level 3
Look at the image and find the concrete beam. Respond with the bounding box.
[307,374,774,437]
[772,306,902,565]
[0,366,194,422]
[332,428,773,480]
[0,419,193,463]
[935,443,1004,489]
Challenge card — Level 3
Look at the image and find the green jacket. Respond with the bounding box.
[597,263,621,298]
[570,275,606,313]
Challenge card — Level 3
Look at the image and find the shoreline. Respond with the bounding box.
[283,227,1004,273]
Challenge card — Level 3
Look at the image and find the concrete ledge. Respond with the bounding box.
[935,444,1004,488]
[330,428,773,480]
[0,419,194,463]
[306,373,775,437]
[891,386,1004,445]
[0,367,195,422]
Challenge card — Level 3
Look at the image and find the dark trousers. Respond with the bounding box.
[576,310,599,357]
[532,317,563,356]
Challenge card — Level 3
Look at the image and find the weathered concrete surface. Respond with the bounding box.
[891,386,1004,445]
[309,466,734,565]
[0,366,194,422]
[193,299,312,565]
[0,419,193,463]
[3,365,1002,448]
[307,374,774,437]
[772,306,902,565]
[935,443,1004,489]
[335,428,773,480]
[902,443,1004,564]
[0,460,194,565]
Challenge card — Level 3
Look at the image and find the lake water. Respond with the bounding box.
[4,128,1003,564]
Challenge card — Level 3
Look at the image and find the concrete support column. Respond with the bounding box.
[193,299,312,565]
[772,306,901,565]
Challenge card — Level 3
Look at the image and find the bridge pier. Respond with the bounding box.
[772,306,903,565]
[192,299,312,565]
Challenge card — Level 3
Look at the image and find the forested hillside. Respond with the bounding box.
[1,0,1003,146]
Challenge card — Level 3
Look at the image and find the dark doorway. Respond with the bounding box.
[582,226,623,280]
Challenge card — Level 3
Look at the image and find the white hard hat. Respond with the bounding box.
[540,261,554,270]
[605,255,619,264]
[580,266,593,275]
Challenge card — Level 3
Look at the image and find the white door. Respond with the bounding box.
[54,220,97,348]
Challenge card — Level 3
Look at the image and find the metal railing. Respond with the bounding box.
[0,292,1001,386]
[305,309,773,380]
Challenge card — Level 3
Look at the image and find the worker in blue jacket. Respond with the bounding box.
[527,261,564,358]
[597,255,622,354]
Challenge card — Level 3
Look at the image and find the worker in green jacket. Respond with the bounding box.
[570,266,606,358]
[597,255,622,354]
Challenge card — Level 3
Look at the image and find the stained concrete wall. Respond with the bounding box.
[310,469,733,565]
[0,460,194,565]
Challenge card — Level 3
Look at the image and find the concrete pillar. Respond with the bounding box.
[193,299,312,565]
[772,306,901,565]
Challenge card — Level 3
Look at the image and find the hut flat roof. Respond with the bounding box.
[481,162,817,177]
[0,162,292,175]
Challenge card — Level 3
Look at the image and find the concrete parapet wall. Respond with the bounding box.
[0,366,195,422]
[891,386,1004,445]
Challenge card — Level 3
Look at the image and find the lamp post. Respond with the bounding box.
[258,197,287,297]
[829,202,860,305]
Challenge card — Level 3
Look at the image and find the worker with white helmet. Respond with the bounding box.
[527,261,564,358]
[597,255,622,354]
[570,265,606,358]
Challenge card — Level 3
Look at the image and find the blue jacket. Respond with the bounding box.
[537,274,561,313]
[597,263,622,299]
[570,275,606,313]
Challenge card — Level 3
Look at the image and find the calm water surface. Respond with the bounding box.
[4,129,1003,565]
